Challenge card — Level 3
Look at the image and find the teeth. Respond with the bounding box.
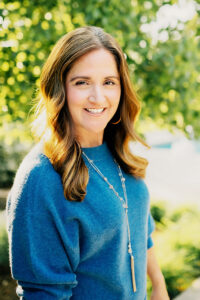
[85,108,104,113]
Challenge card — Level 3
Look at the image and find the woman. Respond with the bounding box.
[6,26,169,299]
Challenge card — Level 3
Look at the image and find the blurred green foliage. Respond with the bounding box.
[0,0,200,142]
[0,212,9,274]
[0,123,32,188]
[149,202,200,299]
[0,137,31,188]
[150,200,167,224]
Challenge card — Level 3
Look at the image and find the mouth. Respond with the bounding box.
[84,108,106,114]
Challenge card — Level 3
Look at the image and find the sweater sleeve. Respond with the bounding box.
[147,212,155,249]
[6,154,80,299]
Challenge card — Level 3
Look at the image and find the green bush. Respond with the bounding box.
[150,201,167,224]
[0,138,31,188]
[0,212,9,274]
[0,228,9,274]
[148,202,200,299]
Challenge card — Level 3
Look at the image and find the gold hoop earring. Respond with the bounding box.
[111,117,121,125]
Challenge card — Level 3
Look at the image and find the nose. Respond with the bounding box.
[89,85,105,104]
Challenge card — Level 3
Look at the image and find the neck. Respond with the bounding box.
[77,133,104,148]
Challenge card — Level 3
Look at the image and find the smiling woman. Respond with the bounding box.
[65,48,121,147]
[6,26,169,300]
[33,26,148,203]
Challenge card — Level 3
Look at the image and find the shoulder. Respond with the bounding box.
[14,143,60,186]
[126,172,149,194]
[137,178,150,196]
[124,174,150,209]
[8,143,63,208]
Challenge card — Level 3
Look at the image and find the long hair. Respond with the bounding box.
[32,26,148,202]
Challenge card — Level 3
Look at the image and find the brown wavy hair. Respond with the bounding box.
[32,26,148,202]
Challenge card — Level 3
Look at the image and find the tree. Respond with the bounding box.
[0,0,199,140]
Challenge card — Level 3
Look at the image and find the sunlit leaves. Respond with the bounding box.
[1,0,200,140]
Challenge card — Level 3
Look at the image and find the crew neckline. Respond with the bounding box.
[82,142,110,161]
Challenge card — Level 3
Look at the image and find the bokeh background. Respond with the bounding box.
[0,0,200,299]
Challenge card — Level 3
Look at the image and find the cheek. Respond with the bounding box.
[66,87,86,110]
[109,89,121,107]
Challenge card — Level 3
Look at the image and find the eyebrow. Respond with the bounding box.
[69,76,120,82]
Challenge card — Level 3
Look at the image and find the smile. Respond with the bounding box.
[84,108,106,114]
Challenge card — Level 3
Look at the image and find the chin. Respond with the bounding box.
[85,122,109,132]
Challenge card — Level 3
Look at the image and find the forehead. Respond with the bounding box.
[67,48,119,76]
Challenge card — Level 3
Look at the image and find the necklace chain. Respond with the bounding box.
[82,152,133,257]
[82,151,137,292]
[82,151,136,292]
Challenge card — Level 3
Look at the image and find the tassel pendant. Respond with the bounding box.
[131,255,137,292]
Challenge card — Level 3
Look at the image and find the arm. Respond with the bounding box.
[147,246,170,300]
[6,154,79,299]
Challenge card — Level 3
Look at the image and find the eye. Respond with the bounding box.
[104,80,115,85]
[75,80,88,86]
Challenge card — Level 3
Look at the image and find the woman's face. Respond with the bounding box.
[65,48,121,147]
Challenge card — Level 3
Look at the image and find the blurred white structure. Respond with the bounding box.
[174,278,200,300]
[131,130,200,208]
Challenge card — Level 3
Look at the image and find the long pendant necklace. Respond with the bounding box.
[82,151,137,293]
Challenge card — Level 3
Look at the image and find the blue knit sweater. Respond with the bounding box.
[6,142,155,300]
